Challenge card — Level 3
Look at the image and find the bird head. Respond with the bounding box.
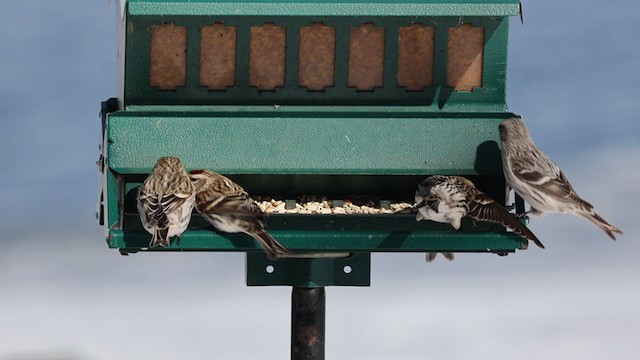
[151,156,186,174]
[455,176,476,189]
[499,117,531,144]
[414,176,440,207]
[188,169,216,192]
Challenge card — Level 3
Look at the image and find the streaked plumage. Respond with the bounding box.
[415,175,544,261]
[500,117,622,240]
[137,156,196,248]
[189,169,288,260]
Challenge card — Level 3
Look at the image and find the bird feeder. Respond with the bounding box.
[97,0,526,287]
[97,0,526,357]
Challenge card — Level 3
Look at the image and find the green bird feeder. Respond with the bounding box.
[97,0,525,357]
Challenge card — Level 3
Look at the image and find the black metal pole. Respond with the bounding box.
[291,287,325,360]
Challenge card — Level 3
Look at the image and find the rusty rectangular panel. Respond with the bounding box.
[200,23,237,90]
[299,23,336,91]
[447,23,484,91]
[249,23,286,90]
[348,24,385,91]
[149,23,187,90]
[397,24,434,90]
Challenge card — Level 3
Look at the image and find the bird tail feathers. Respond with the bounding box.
[579,211,622,240]
[426,252,454,262]
[149,228,170,248]
[251,230,289,260]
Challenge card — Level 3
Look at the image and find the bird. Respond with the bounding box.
[137,156,196,248]
[188,169,288,260]
[499,117,622,240]
[415,175,544,261]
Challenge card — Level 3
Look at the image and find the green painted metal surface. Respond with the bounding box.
[128,0,521,16]
[110,210,526,250]
[124,15,510,107]
[246,253,371,287]
[106,110,511,175]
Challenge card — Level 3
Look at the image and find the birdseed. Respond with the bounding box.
[255,197,414,215]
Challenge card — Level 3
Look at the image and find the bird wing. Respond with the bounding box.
[468,193,545,249]
[159,193,191,215]
[139,168,194,225]
[204,193,267,224]
[509,152,558,184]
[511,157,592,209]
[544,170,593,208]
[140,193,188,227]
[467,193,501,222]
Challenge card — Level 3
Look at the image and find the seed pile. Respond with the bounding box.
[253,197,414,215]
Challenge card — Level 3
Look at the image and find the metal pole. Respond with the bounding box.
[291,287,325,360]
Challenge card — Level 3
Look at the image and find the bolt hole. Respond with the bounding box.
[266,265,275,274]
[343,265,352,274]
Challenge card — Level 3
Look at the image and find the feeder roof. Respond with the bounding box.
[127,0,521,17]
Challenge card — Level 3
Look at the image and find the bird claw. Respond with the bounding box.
[515,213,530,225]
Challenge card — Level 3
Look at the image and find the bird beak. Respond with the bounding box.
[414,199,426,208]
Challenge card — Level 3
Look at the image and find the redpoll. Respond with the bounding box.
[189,169,288,260]
[500,117,622,240]
[137,156,196,248]
[415,175,544,261]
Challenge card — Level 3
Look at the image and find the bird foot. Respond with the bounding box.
[515,213,530,225]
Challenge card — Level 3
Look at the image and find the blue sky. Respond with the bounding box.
[0,1,638,359]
